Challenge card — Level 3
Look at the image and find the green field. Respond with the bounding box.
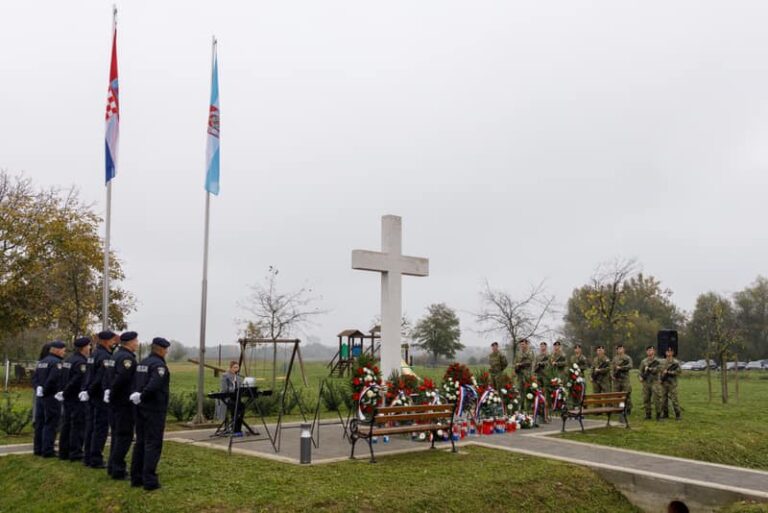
[0,442,641,513]
[560,370,768,471]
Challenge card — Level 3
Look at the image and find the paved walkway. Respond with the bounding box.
[2,418,766,504]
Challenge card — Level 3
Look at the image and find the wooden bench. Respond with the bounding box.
[349,403,457,463]
[561,391,629,432]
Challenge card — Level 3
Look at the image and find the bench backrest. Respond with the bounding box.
[582,392,627,408]
[373,403,455,425]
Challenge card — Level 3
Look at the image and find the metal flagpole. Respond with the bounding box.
[102,5,117,331]
[195,36,217,424]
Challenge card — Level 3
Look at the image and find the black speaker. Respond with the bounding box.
[657,330,678,356]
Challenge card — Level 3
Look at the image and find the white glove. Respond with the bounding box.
[129,392,141,405]
[54,391,64,402]
[103,389,111,404]
[78,391,90,402]
[35,386,43,397]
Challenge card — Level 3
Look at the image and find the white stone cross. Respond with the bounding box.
[352,215,429,379]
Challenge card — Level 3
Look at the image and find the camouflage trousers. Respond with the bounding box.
[641,381,661,417]
[516,373,531,412]
[661,381,681,417]
[592,379,611,394]
[613,378,632,415]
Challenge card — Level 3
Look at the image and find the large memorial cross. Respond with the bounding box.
[352,215,429,378]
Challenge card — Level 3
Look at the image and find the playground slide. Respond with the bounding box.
[400,359,419,378]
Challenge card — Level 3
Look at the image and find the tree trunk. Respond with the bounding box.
[720,351,728,404]
[733,353,740,403]
[705,355,712,403]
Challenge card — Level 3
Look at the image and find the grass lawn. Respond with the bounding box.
[0,443,640,513]
[560,370,768,471]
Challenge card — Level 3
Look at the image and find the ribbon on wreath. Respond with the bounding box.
[532,388,547,422]
[456,384,477,417]
[357,383,380,420]
[550,386,566,412]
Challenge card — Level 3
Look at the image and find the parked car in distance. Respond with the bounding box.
[680,361,698,371]
[746,360,768,370]
[725,361,747,370]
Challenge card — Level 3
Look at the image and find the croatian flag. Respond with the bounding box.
[205,41,220,195]
[104,22,119,183]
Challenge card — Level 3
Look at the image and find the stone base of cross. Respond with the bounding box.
[351,215,429,379]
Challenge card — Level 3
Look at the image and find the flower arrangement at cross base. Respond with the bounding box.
[565,363,586,406]
[416,378,439,405]
[549,377,566,413]
[512,412,535,429]
[442,363,477,417]
[351,353,382,417]
[385,370,418,406]
[475,384,503,420]
[497,374,520,413]
[523,376,546,425]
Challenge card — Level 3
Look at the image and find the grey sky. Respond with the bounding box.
[3,1,768,348]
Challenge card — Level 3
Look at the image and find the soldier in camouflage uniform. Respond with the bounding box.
[514,339,534,411]
[549,341,567,381]
[569,344,589,385]
[638,345,661,420]
[533,342,550,386]
[590,345,611,393]
[659,346,682,421]
[488,342,508,390]
[611,344,633,421]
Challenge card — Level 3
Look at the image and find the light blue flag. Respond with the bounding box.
[205,44,220,195]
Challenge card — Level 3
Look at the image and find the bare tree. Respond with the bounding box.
[475,280,556,360]
[239,266,326,386]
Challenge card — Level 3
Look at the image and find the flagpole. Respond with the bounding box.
[195,36,217,424]
[102,5,117,331]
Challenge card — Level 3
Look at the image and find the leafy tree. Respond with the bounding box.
[564,260,684,361]
[412,303,463,365]
[0,171,134,356]
[733,276,768,360]
[688,292,740,403]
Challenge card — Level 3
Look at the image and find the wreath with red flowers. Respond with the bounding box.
[415,377,439,405]
[497,374,520,412]
[385,371,419,406]
[351,354,382,415]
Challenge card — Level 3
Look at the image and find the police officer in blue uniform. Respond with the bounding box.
[82,330,117,468]
[58,336,92,461]
[34,340,66,458]
[130,337,171,491]
[32,342,52,456]
[106,331,139,479]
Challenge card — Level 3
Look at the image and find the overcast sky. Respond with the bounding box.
[3,1,768,349]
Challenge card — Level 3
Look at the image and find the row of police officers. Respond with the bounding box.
[489,339,682,420]
[32,331,171,491]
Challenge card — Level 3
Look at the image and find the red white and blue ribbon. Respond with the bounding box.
[532,389,547,422]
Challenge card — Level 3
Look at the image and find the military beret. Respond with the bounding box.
[74,337,91,348]
[646,345,655,350]
[97,330,116,340]
[120,331,138,343]
[574,343,582,348]
[553,340,561,346]
[152,337,170,348]
[50,340,66,349]
[490,341,499,347]
[596,345,605,350]
[616,343,624,349]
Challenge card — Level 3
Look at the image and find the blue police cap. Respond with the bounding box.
[50,340,66,349]
[152,337,170,348]
[120,331,138,343]
[97,330,116,340]
[74,337,91,348]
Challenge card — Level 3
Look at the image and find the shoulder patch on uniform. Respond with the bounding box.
[80,364,87,373]
[158,367,166,377]
[123,359,133,369]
